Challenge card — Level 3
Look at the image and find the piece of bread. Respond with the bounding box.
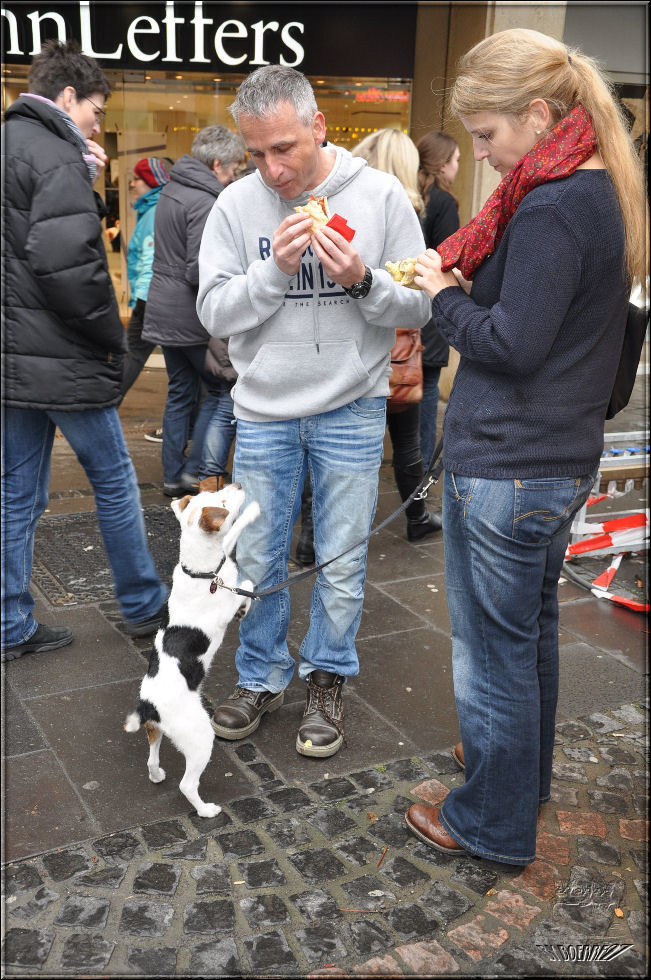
[294,195,331,233]
[385,258,421,289]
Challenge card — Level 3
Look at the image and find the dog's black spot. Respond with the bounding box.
[147,649,159,677]
[159,601,170,630]
[162,625,209,691]
[138,698,160,724]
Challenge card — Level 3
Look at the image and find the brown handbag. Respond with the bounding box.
[387,328,424,413]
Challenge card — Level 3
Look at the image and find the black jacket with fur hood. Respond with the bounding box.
[2,95,125,410]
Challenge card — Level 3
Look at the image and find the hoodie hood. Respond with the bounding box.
[255,143,367,210]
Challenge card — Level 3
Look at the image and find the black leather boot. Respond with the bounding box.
[407,508,443,541]
[295,477,315,565]
[395,458,443,541]
[296,670,345,757]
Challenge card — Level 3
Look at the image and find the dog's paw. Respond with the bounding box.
[235,597,251,622]
[148,767,166,783]
[197,803,222,819]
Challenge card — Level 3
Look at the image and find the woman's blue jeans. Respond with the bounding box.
[1,406,168,648]
[231,397,386,692]
[440,468,596,865]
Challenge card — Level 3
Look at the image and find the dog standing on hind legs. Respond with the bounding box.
[124,479,260,818]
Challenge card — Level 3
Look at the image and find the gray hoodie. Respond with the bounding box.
[197,144,430,422]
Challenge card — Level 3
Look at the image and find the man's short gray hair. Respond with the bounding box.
[229,65,318,128]
[191,125,245,167]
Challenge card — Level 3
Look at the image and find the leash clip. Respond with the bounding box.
[414,475,435,500]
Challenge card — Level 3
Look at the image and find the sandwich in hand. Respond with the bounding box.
[294,195,331,233]
[385,258,421,289]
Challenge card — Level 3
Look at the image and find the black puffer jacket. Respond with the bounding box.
[2,95,125,410]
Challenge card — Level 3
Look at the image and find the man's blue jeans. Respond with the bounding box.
[231,397,386,692]
[440,468,596,865]
[1,406,168,648]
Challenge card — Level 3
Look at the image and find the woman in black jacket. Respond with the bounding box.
[416,132,461,469]
[1,41,168,662]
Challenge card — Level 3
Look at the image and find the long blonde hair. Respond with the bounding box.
[450,28,647,286]
[351,129,424,215]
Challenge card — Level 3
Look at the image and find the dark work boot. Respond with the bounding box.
[295,478,315,566]
[211,687,284,739]
[407,507,443,541]
[296,670,345,758]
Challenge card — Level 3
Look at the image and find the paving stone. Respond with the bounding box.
[419,880,474,923]
[611,704,646,726]
[218,829,266,860]
[391,793,423,815]
[629,846,647,872]
[596,767,634,790]
[447,913,509,962]
[587,789,628,814]
[618,817,650,841]
[552,866,625,934]
[243,929,299,974]
[188,937,240,976]
[395,938,460,974]
[599,744,640,766]
[228,795,277,823]
[420,751,460,775]
[488,943,556,975]
[333,835,375,868]
[535,831,571,865]
[191,863,232,895]
[580,712,621,734]
[346,918,394,958]
[531,919,591,946]
[350,768,394,791]
[512,859,562,901]
[240,892,290,928]
[133,861,181,896]
[576,836,622,865]
[183,898,236,934]
[556,721,592,740]
[309,805,358,838]
[341,875,396,910]
[406,840,458,866]
[288,847,348,884]
[367,812,412,848]
[54,894,110,929]
[248,762,278,783]
[384,903,438,939]
[410,778,450,806]
[556,810,608,836]
[484,889,542,930]
[140,819,188,850]
[118,899,175,937]
[631,793,649,817]
[551,761,588,783]
[188,810,232,834]
[633,877,648,904]
[3,863,42,897]
[1,927,54,968]
[352,952,404,975]
[234,742,258,762]
[450,860,499,895]
[628,908,649,946]
[384,758,429,782]
[10,886,60,920]
[92,831,145,865]
[267,786,313,813]
[309,776,359,803]
[126,946,177,976]
[290,887,343,921]
[294,923,348,965]
[549,783,579,806]
[562,746,600,763]
[41,847,94,881]
[162,837,208,860]
[240,857,286,889]
[76,865,127,889]
[264,816,311,850]
[379,855,430,889]
[59,932,115,972]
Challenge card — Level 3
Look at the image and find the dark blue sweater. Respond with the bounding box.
[432,171,628,478]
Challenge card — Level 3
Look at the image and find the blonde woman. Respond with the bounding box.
[406,29,647,865]
[352,129,442,540]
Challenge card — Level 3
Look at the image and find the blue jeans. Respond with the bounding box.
[1,406,169,648]
[419,366,441,469]
[232,397,386,692]
[201,385,236,480]
[440,468,596,865]
[161,345,234,483]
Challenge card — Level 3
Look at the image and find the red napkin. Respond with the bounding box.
[326,213,355,242]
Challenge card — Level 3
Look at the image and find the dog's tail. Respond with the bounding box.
[124,698,160,733]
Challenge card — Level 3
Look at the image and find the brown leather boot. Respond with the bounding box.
[211,687,284,739]
[452,741,465,769]
[296,670,345,757]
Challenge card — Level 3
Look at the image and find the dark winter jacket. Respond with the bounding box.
[143,154,225,349]
[421,185,460,370]
[2,95,125,410]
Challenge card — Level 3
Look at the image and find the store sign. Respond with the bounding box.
[1,1,417,77]
[355,88,410,104]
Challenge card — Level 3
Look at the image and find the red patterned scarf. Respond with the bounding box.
[437,105,598,280]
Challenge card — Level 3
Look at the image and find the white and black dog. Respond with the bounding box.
[124,479,259,818]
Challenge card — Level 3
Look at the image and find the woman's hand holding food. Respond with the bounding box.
[414,248,460,299]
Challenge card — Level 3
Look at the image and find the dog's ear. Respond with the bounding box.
[199,506,229,533]
[199,476,218,493]
[171,495,193,521]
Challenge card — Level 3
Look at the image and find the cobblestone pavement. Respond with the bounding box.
[2,701,648,977]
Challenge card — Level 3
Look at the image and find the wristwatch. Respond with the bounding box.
[344,266,373,298]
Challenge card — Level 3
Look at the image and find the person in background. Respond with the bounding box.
[416,132,461,470]
[121,156,171,397]
[352,128,442,541]
[141,126,246,497]
[405,28,646,865]
[1,40,169,662]
[197,66,430,758]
